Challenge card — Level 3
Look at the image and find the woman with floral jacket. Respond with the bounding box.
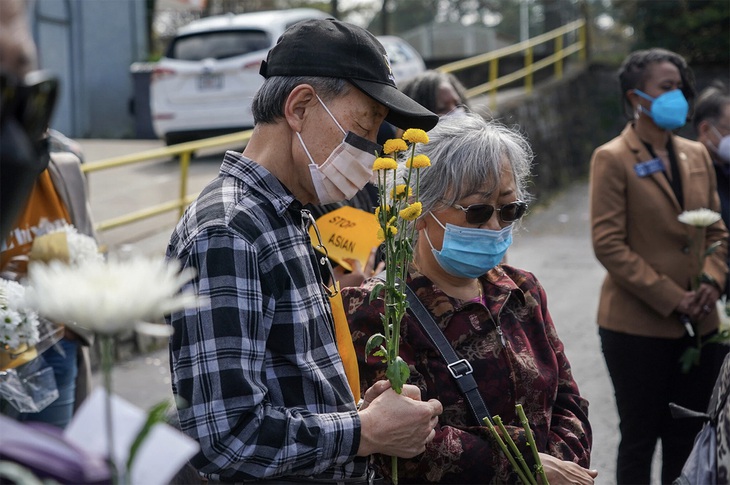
[342,113,595,484]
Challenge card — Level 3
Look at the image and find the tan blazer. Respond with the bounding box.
[590,123,728,338]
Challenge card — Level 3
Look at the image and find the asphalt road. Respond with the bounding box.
[79,140,645,484]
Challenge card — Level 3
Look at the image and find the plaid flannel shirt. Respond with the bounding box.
[165,151,366,482]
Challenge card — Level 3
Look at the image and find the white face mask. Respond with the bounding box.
[711,124,730,163]
[297,95,381,205]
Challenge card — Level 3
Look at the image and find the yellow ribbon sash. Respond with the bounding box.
[328,281,361,403]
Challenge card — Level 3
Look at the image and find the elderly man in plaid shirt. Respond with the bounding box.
[165,18,443,484]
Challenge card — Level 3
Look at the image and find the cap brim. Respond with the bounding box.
[350,79,438,132]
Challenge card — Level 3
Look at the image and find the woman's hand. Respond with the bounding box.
[334,247,385,288]
[539,453,597,485]
[676,284,720,321]
[675,291,696,316]
[690,282,720,319]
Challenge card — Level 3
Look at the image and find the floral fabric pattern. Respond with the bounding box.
[342,265,592,483]
[714,354,730,484]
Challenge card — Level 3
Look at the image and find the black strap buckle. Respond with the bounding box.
[447,359,473,379]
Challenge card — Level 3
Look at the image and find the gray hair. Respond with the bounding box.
[250,76,350,124]
[389,113,533,234]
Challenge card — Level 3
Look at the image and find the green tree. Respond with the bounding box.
[613,0,729,65]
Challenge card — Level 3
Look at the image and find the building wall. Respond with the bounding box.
[31,0,148,138]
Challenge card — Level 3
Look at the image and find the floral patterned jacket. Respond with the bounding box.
[342,265,592,484]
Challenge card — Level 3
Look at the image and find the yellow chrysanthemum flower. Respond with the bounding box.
[373,157,398,171]
[406,154,431,169]
[402,129,429,144]
[376,224,397,240]
[374,205,392,221]
[391,184,412,199]
[399,202,422,221]
[383,139,408,154]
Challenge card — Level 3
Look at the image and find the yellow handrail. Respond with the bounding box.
[438,19,586,109]
[81,129,253,233]
[83,18,587,237]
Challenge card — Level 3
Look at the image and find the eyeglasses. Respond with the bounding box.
[0,70,59,141]
[301,209,338,298]
[452,200,528,225]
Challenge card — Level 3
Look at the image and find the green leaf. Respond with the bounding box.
[365,333,385,357]
[368,283,385,304]
[704,330,730,345]
[705,240,723,257]
[127,399,172,474]
[679,346,701,374]
[385,356,410,394]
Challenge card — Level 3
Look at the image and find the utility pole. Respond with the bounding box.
[520,0,529,43]
[381,0,390,35]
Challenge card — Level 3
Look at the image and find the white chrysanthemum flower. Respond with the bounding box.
[678,209,722,227]
[0,279,41,348]
[63,225,104,265]
[25,256,200,336]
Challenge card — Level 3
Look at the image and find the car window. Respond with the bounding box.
[382,41,413,64]
[168,30,271,61]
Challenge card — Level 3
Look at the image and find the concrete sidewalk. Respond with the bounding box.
[97,177,636,484]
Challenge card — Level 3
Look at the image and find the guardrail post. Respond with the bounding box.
[489,58,499,112]
[555,35,564,79]
[579,22,587,61]
[525,46,533,94]
[178,151,191,218]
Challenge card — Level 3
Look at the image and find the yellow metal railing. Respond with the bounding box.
[438,19,587,110]
[81,130,252,232]
[83,18,586,236]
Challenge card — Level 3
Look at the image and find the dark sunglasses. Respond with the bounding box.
[0,70,59,141]
[452,200,528,225]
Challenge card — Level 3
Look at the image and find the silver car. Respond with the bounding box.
[150,9,329,145]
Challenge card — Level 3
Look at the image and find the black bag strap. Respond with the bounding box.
[404,285,493,426]
[670,351,730,423]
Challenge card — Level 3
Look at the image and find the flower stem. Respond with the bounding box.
[494,415,537,485]
[484,417,534,485]
[392,455,398,485]
[516,404,549,485]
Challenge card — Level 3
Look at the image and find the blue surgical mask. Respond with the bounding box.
[634,89,688,130]
[423,213,513,278]
[710,124,730,163]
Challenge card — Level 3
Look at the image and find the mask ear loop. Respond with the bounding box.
[632,89,653,120]
[710,124,724,151]
[422,223,439,253]
[315,94,346,136]
[422,212,447,253]
[296,131,317,165]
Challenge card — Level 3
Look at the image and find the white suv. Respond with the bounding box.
[150,9,328,145]
[150,10,427,145]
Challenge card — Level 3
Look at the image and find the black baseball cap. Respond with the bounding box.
[259,18,438,131]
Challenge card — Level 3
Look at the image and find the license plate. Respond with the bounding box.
[198,73,223,90]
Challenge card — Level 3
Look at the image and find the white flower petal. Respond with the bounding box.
[0,279,41,348]
[25,256,201,336]
[135,321,174,337]
[678,209,722,227]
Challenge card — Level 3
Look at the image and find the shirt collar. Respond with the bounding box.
[220,151,302,216]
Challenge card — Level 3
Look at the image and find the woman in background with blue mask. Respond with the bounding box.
[342,113,597,484]
[589,48,728,484]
